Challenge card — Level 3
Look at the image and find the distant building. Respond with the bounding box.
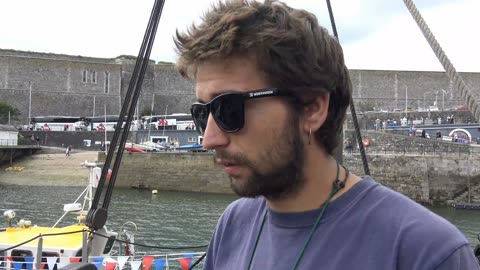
[0,124,19,146]
[0,49,196,124]
[1,49,479,123]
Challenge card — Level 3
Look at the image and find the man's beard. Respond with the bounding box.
[215,120,306,201]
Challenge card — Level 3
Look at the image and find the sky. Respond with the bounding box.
[1,0,478,72]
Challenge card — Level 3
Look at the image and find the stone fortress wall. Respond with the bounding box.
[1,49,479,125]
[349,69,480,111]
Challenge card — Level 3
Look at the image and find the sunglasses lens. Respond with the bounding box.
[191,104,209,134]
[191,93,246,135]
[212,94,244,132]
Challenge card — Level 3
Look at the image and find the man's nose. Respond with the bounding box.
[201,114,229,150]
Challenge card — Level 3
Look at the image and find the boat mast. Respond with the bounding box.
[148,94,154,142]
[162,105,168,137]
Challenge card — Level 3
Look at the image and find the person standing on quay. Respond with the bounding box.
[65,145,72,158]
[175,1,479,269]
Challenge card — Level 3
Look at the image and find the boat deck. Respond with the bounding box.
[0,224,87,251]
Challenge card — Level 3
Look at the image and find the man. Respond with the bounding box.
[175,1,479,269]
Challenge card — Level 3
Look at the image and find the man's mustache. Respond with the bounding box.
[212,150,245,166]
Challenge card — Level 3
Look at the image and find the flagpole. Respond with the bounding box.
[28,81,32,127]
[104,104,107,155]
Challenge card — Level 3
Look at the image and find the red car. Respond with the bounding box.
[455,105,469,111]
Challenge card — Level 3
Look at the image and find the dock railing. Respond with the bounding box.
[347,130,480,157]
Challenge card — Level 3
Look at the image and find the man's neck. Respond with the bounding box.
[265,148,360,213]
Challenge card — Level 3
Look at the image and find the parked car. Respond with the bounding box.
[454,105,469,111]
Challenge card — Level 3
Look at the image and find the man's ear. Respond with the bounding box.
[303,95,330,133]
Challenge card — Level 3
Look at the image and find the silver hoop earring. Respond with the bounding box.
[308,128,312,145]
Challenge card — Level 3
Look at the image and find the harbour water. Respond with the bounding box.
[1,184,480,255]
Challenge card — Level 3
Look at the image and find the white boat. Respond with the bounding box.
[0,161,126,269]
[0,161,205,270]
[126,141,168,152]
[177,143,206,152]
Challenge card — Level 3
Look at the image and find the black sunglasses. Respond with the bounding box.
[190,88,285,135]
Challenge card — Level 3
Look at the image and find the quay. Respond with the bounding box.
[0,124,41,166]
[1,128,479,206]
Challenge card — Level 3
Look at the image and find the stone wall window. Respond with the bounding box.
[169,137,178,142]
[91,71,97,83]
[104,72,110,93]
[188,137,197,142]
[82,70,88,83]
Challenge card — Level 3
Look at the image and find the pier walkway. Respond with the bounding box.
[0,145,41,166]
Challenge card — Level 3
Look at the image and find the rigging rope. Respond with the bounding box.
[325,0,371,176]
[403,0,480,123]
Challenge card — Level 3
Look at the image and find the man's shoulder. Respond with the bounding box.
[343,177,474,268]
[362,178,464,236]
[359,177,470,265]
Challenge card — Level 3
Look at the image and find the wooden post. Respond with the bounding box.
[82,230,88,263]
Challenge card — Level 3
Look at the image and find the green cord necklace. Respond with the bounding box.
[246,161,349,270]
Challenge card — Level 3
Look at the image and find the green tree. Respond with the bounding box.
[0,101,21,124]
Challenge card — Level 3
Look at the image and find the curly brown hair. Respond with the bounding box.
[174,0,352,155]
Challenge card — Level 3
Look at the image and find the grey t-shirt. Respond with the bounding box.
[204,177,479,270]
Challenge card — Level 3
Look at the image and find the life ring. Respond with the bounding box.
[363,139,370,147]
